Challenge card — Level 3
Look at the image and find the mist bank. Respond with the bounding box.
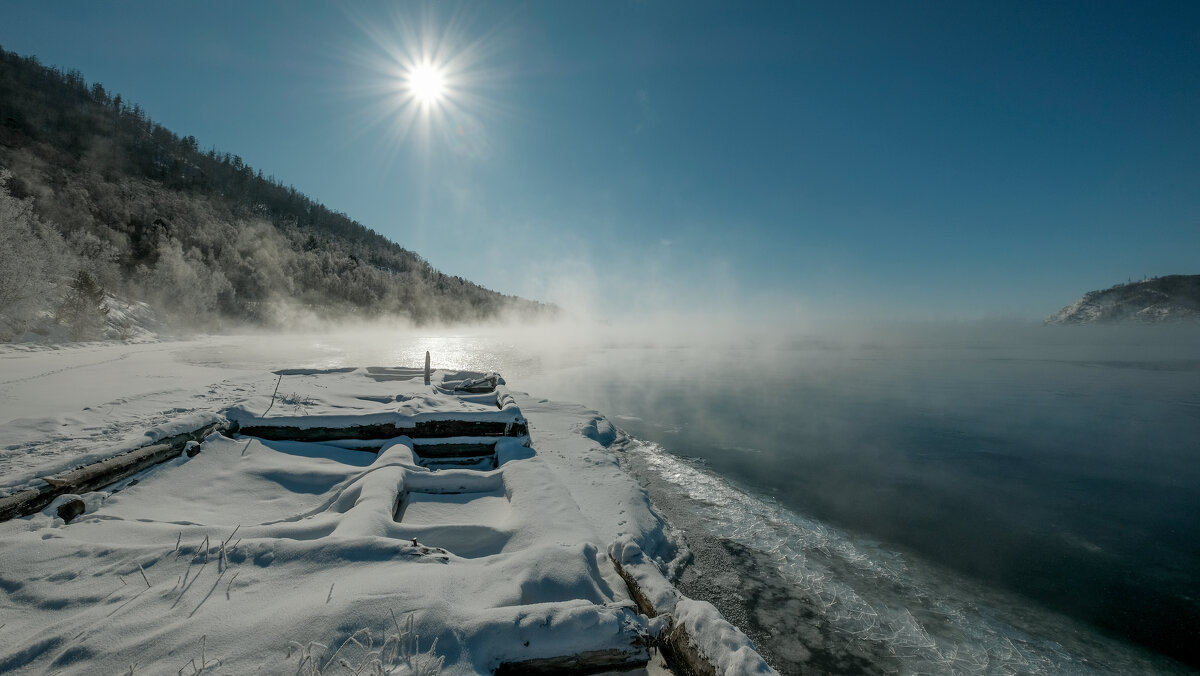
[159,314,1200,379]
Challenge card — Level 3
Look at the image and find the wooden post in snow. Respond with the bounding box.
[424,351,431,385]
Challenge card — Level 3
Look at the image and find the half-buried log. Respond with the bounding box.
[0,420,233,523]
[610,554,719,676]
[56,497,86,524]
[0,486,55,523]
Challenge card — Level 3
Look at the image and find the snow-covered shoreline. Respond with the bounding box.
[0,339,776,674]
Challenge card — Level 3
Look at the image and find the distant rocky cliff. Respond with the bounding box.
[1046,275,1200,324]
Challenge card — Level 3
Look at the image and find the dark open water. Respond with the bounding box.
[513,325,1200,674]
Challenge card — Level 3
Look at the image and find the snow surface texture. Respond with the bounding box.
[0,345,773,674]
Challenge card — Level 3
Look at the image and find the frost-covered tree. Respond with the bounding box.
[136,239,234,324]
[0,169,64,337]
[56,269,108,340]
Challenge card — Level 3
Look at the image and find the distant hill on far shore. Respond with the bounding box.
[1046,275,1200,324]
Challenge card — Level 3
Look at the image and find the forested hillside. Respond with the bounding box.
[1045,275,1200,324]
[0,45,551,340]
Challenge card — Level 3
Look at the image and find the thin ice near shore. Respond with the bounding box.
[0,361,775,675]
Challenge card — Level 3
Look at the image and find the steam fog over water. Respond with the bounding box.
[190,322,1200,673]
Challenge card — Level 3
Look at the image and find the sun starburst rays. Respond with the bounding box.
[342,6,505,163]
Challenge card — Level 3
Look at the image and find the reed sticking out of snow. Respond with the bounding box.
[225,571,239,600]
[260,374,283,419]
[220,525,240,549]
[177,634,220,676]
[286,613,443,676]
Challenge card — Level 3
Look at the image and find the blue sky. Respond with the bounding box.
[1,1,1197,320]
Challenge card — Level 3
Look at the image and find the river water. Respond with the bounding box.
[250,323,1200,674]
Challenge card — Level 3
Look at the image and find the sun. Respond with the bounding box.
[345,5,504,159]
[407,63,445,106]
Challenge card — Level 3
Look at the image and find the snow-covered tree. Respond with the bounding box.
[55,269,108,340]
[0,169,65,337]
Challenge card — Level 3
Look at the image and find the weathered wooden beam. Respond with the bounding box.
[0,420,233,523]
[237,419,527,442]
[494,647,649,675]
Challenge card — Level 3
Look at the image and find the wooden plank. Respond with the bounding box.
[494,647,649,675]
[412,442,497,458]
[238,419,528,442]
[416,455,496,471]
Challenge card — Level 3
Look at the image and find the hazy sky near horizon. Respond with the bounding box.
[1,1,1197,321]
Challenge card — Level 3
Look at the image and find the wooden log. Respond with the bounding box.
[609,554,659,618]
[494,647,649,675]
[0,486,56,522]
[0,419,232,524]
[43,441,179,494]
[660,623,718,676]
[56,497,86,523]
[238,419,528,442]
[610,554,718,676]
